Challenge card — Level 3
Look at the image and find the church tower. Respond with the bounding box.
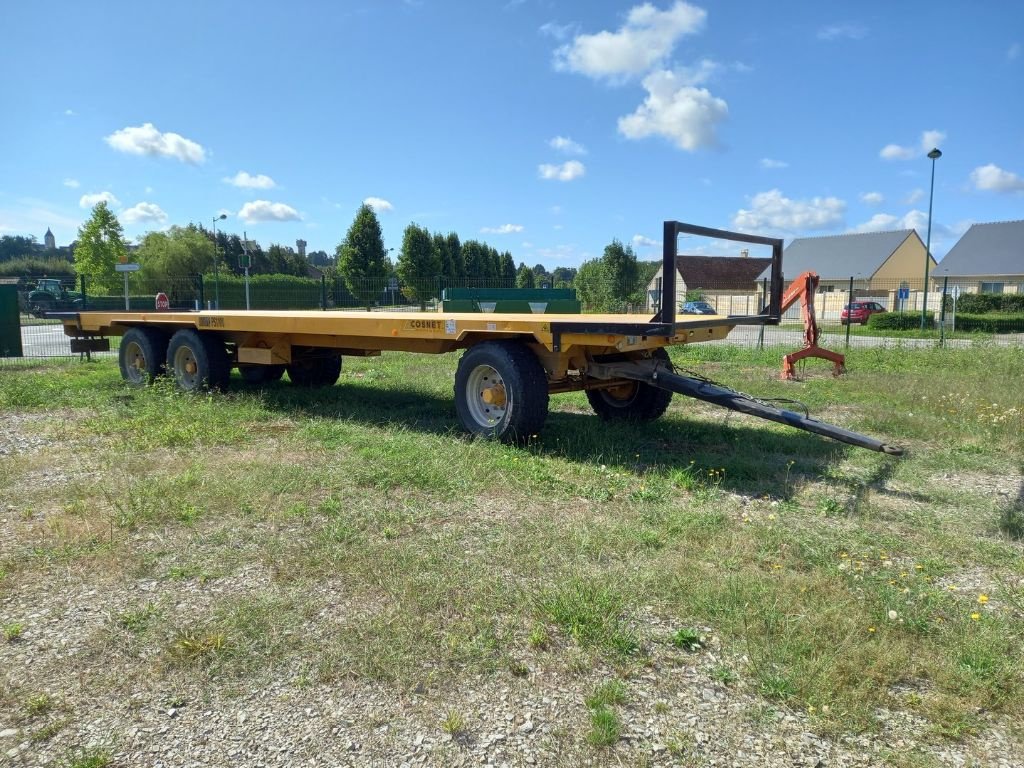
[44,228,56,251]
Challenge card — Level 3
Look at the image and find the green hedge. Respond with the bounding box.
[210,274,322,310]
[955,292,1024,314]
[0,257,76,278]
[953,313,1024,333]
[867,311,935,330]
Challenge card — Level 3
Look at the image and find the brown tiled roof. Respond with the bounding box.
[676,255,774,290]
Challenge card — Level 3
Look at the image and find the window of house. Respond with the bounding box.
[980,282,1004,294]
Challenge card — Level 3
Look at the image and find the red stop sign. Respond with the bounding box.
[155,292,170,310]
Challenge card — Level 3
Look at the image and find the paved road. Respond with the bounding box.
[14,320,1024,359]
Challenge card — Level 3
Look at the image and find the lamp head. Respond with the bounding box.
[215,213,227,221]
[927,148,942,160]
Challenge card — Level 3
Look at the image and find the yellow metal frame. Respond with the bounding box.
[62,309,735,383]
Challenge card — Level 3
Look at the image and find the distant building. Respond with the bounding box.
[296,239,307,258]
[44,228,56,251]
[934,220,1024,294]
[758,229,933,292]
[646,252,773,311]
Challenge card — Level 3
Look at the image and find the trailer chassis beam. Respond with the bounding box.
[588,360,903,456]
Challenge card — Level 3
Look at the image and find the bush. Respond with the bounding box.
[867,311,935,330]
[0,257,75,278]
[955,292,1024,314]
[952,313,1024,334]
[211,274,323,310]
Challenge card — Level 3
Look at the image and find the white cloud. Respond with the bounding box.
[970,163,1024,193]
[760,158,788,169]
[817,23,867,41]
[363,196,393,212]
[860,191,884,205]
[144,186,154,194]
[1009,42,1021,61]
[633,234,658,247]
[880,130,945,161]
[538,160,586,181]
[851,210,952,238]
[920,130,945,152]
[104,123,206,164]
[732,189,845,232]
[617,69,727,151]
[480,224,524,234]
[539,21,575,40]
[549,136,587,155]
[121,202,168,225]
[63,178,80,188]
[553,1,706,81]
[224,171,276,190]
[851,213,899,233]
[237,200,301,223]
[79,191,120,209]
[904,188,925,205]
[880,143,915,160]
[64,109,77,116]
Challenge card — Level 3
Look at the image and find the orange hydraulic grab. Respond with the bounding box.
[779,271,846,380]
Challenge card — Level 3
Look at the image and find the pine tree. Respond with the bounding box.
[446,232,465,281]
[500,251,516,283]
[396,223,441,310]
[337,204,389,310]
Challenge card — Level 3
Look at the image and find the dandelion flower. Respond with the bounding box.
[970,612,981,621]
[978,594,989,604]
[867,626,876,633]
[947,585,957,592]
[915,564,923,571]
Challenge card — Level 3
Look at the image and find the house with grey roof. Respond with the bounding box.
[757,229,935,293]
[645,253,773,312]
[934,220,1024,294]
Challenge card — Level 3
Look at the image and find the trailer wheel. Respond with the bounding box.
[454,341,548,443]
[119,327,169,386]
[239,364,286,385]
[287,355,342,387]
[586,348,673,422]
[166,329,230,392]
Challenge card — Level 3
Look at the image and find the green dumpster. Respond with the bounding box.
[0,283,23,357]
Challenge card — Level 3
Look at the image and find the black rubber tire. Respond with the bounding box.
[118,327,169,387]
[586,348,674,422]
[286,355,342,387]
[239,364,286,385]
[166,329,231,392]
[454,341,549,443]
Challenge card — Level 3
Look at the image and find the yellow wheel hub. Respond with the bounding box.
[481,385,506,407]
[185,361,197,375]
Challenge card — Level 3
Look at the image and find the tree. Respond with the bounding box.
[446,232,465,281]
[337,204,389,310]
[0,235,37,262]
[136,226,214,289]
[397,223,441,310]
[462,240,487,281]
[552,266,577,288]
[74,202,127,293]
[603,239,640,305]
[515,262,535,289]
[434,233,455,283]
[500,251,516,283]
[574,258,612,311]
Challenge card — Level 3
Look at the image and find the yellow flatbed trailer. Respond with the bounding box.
[54,221,903,454]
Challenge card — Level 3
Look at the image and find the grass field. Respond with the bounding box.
[1,344,1022,766]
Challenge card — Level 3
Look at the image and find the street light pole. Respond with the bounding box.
[212,213,227,309]
[920,148,942,330]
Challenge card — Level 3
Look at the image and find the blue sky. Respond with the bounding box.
[2,0,1022,266]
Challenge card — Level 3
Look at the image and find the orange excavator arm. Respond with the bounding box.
[779,271,846,380]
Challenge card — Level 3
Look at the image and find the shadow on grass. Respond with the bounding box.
[244,376,900,499]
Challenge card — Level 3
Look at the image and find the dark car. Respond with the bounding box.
[680,300,717,315]
[841,301,886,325]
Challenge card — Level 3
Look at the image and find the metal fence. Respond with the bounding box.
[4,271,1022,363]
